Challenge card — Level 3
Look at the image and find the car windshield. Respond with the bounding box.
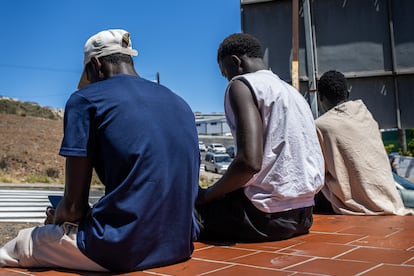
[215,156,232,163]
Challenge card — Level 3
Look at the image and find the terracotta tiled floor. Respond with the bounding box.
[1,214,414,275]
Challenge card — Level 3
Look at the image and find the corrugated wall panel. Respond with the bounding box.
[241,0,414,128]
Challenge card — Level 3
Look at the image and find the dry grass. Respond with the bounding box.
[0,113,213,187]
[0,113,65,183]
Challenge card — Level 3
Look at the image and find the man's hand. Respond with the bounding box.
[44,206,55,225]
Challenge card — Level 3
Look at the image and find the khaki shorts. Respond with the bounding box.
[0,222,106,272]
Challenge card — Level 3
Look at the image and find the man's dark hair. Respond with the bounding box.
[99,53,134,66]
[217,33,263,63]
[318,70,348,104]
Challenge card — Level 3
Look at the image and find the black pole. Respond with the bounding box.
[387,0,406,153]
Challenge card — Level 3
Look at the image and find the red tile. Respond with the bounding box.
[311,215,355,232]
[147,258,228,275]
[348,216,414,233]
[279,241,355,258]
[192,246,254,261]
[286,258,376,275]
[206,264,290,275]
[361,264,414,276]
[0,268,30,275]
[338,225,400,236]
[234,238,303,251]
[350,232,414,250]
[369,216,414,230]
[2,214,413,276]
[406,258,414,265]
[299,232,364,244]
[311,215,414,234]
[233,251,312,269]
[194,242,212,250]
[340,247,414,264]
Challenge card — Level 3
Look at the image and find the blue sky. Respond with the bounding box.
[0,0,241,113]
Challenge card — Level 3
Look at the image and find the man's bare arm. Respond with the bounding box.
[54,156,93,224]
[197,79,263,204]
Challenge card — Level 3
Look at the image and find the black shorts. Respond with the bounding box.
[195,189,313,243]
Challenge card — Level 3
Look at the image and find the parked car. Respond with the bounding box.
[207,143,226,153]
[204,152,232,174]
[198,141,207,152]
[226,145,236,158]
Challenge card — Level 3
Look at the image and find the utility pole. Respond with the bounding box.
[156,72,160,84]
[303,0,319,118]
[291,0,300,91]
[387,0,406,153]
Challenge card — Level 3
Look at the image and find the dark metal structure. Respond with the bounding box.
[241,0,414,149]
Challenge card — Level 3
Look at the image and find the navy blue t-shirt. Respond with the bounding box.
[59,74,200,271]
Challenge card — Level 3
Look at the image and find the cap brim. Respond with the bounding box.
[78,68,89,89]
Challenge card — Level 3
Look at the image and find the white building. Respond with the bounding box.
[195,113,231,136]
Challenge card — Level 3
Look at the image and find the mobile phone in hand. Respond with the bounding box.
[48,195,63,209]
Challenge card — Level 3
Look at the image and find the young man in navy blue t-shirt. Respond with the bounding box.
[0,29,200,272]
